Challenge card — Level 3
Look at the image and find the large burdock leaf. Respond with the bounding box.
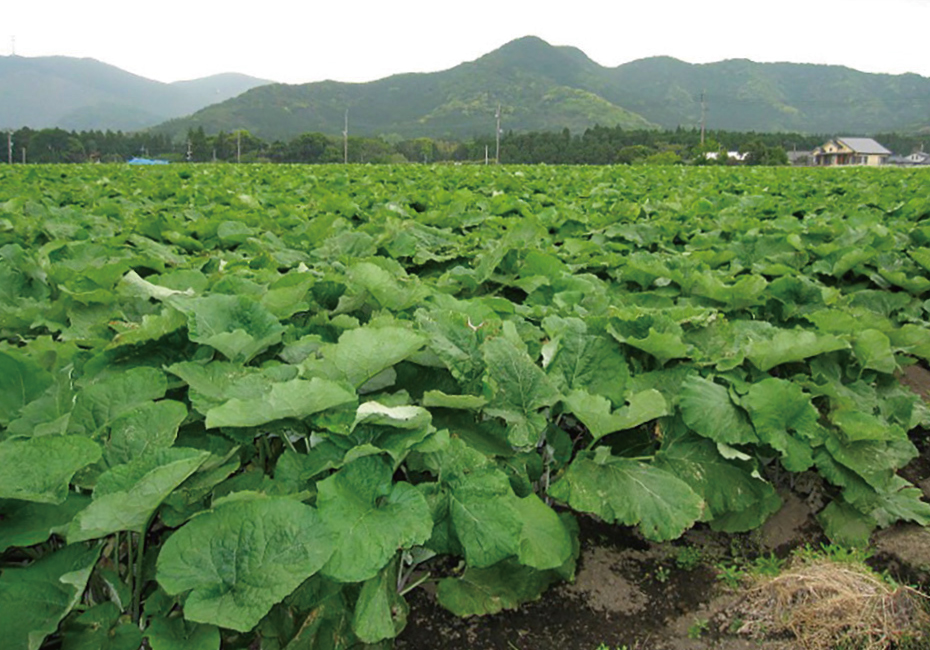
[482,336,560,448]
[351,564,409,644]
[145,616,220,650]
[436,558,563,617]
[68,448,210,542]
[746,329,848,372]
[66,367,167,438]
[0,436,101,504]
[679,375,757,445]
[171,294,285,363]
[852,329,897,374]
[0,543,100,650]
[317,455,432,583]
[742,378,823,472]
[156,495,336,633]
[105,400,187,466]
[542,316,630,405]
[515,493,574,570]
[654,426,781,532]
[448,469,523,568]
[0,350,52,427]
[323,326,426,389]
[563,389,667,441]
[548,447,703,541]
[0,494,91,552]
[204,377,357,429]
[818,500,876,548]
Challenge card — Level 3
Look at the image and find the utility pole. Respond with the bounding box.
[343,110,349,164]
[22,147,26,164]
[700,91,706,146]
[236,130,241,163]
[186,140,192,162]
[495,104,501,163]
[10,35,15,56]
[7,131,12,165]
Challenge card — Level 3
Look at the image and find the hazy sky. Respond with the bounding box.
[4,0,929,83]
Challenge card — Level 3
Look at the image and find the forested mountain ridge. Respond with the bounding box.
[155,36,930,140]
[0,55,272,131]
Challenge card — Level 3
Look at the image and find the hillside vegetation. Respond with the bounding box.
[156,36,930,139]
[0,55,271,131]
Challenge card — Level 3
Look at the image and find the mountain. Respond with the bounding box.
[0,55,272,131]
[154,37,659,140]
[156,36,930,140]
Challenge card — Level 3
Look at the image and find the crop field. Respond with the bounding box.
[2,163,930,649]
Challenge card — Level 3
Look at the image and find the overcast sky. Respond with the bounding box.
[4,0,929,83]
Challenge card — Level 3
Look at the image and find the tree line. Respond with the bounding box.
[3,125,927,166]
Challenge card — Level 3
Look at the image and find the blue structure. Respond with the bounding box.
[128,157,169,165]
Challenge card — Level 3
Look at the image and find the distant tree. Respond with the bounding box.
[187,127,210,162]
[740,140,788,166]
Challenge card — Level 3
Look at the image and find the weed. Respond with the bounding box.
[654,565,670,583]
[675,545,703,571]
[687,618,709,640]
[715,562,747,589]
[751,553,784,577]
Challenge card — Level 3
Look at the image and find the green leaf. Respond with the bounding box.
[6,369,76,438]
[871,476,930,527]
[171,294,285,363]
[448,469,523,568]
[436,558,561,617]
[515,494,574,570]
[351,564,408,644]
[347,261,428,311]
[563,389,668,441]
[482,336,560,448]
[66,367,167,438]
[0,436,101,504]
[654,426,780,532]
[145,617,220,650]
[743,378,822,472]
[416,309,486,392]
[0,351,52,427]
[0,494,91,552]
[317,456,432,582]
[324,326,426,389]
[679,375,757,445]
[548,448,703,541]
[851,329,897,374]
[818,500,875,547]
[67,448,210,542]
[542,316,630,405]
[746,329,849,372]
[422,390,488,410]
[156,495,336,633]
[0,544,100,650]
[204,377,357,429]
[62,602,143,650]
[105,400,187,466]
[166,360,296,416]
[830,408,906,443]
[824,436,917,492]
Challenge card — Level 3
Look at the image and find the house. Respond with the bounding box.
[787,150,813,166]
[906,150,930,165]
[811,138,891,166]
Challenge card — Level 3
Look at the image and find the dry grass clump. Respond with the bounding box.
[737,557,929,650]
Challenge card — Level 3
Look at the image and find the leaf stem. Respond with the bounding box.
[132,530,145,624]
